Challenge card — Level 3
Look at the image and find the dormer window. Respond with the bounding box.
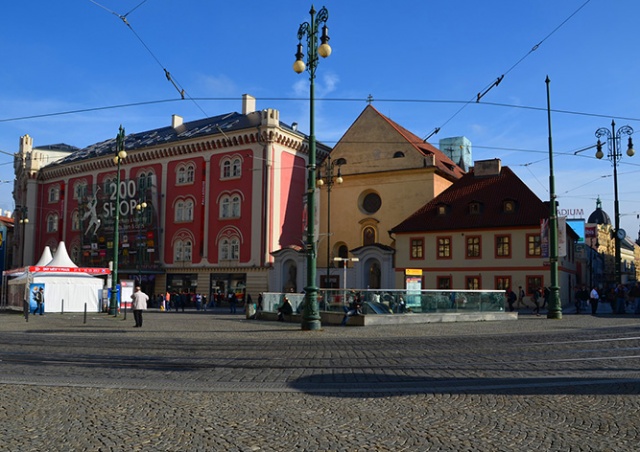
[469,202,481,215]
[393,151,405,158]
[437,205,447,216]
[503,200,515,213]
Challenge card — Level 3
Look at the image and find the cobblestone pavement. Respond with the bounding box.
[1,309,639,451]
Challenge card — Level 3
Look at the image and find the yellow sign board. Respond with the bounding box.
[405,268,423,276]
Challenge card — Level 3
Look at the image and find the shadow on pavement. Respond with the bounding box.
[289,373,640,396]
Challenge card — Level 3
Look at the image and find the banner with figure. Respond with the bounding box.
[541,217,567,258]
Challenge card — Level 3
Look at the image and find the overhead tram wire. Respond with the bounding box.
[421,0,593,143]
[88,0,208,117]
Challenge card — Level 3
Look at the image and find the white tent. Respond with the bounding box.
[6,242,107,313]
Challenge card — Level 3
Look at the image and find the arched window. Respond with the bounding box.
[222,160,231,179]
[176,163,195,185]
[71,245,81,264]
[363,226,376,246]
[232,158,242,177]
[230,238,239,260]
[219,236,240,261]
[71,210,80,231]
[48,186,60,203]
[74,182,87,200]
[176,200,185,222]
[103,177,114,195]
[175,199,194,222]
[220,238,229,260]
[174,239,193,263]
[220,197,230,218]
[231,195,241,217]
[184,199,194,221]
[47,214,59,233]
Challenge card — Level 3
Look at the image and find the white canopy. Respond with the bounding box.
[6,241,106,313]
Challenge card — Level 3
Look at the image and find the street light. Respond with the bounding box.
[317,156,344,289]
[595,120,634,287]
[333,257,359,307]
[293,5,332,331]
[109,125,127,316]
[17,206,29,267]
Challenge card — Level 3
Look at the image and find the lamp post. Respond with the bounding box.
[17,206,29,267]
[109,125,127,316]
[293,5,332,331]
[333,256,359,307]
[595,120,634,287]
[317,156,343,289]
[545,76,561,319]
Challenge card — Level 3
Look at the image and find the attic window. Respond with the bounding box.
[437,205,447,215]
[503,200,515,213]
[469,202,481,215]
[393,151,405,158]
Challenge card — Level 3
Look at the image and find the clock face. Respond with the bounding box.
[617,229,626,240]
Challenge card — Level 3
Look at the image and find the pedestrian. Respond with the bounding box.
[172,292,179,312]
[517,286,525,310]
[575,285,589,314]
[256,293,263,319]
[614,284,627,314]
[229,292,237,314]
[629,282,640,315]
[589,286,600,316]
[342,292,363,326]
[131,286,149,328]
[34,287,45,315]
[506,288,516,312]
[195,293,203,311]
[277,296,293,321]
[532,287,542,316]
[542,287,550,309]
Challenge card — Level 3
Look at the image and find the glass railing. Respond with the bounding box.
[261,289,506,314]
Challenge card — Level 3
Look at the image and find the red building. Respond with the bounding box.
[13,96,326,300]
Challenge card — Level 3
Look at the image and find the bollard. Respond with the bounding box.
[24,300,29,323]
[61,299,64,315]
[84,303,87,324]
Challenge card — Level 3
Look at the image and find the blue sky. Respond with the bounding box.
[2,0,640,238]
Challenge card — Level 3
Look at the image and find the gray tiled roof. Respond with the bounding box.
[52,111,297,166]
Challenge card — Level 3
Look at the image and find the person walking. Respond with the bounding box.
[589,286,600,316]
[532,287,542,316]
[506,288,517,312]
[228,292,238,314]
[131,286,149,328]
[517,286,525,310]
[614,284,627,314]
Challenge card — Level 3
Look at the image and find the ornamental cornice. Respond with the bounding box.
[38,128,307,181]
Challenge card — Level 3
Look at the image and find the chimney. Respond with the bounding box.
[172,114,184,129]
[242,94,256,115]
[473,159,502,177]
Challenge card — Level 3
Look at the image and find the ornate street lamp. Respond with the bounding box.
[333,257,359,308]
[293,5,332,331]
[109,125,127,316]
[317,156,344,290]
[595,120,634,287]
[17,206,29,267]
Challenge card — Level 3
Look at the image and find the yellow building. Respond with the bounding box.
[269,105,465,293]
[315,105,464,290]
[390,159,578,305]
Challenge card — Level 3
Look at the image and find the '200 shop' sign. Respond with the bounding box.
[101,180,144,218]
